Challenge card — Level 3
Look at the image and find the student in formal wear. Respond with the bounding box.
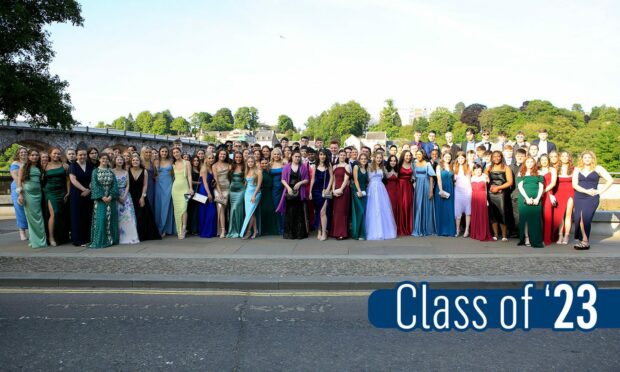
[309,149,333,240]
[213,149,231,238]
[412,150,436,237]
[186,156,202,235]
[396,150,414,236]
[69,149,94,246]
[350,153,369,240]
[16,150,48,248]
[140,146,157,209]
[475,129,492,152]
[330,150,351,240]
[486,151,513,241]
[572,151,613,250]
[277,150,310,240]
[128,153,161,242]
[528,144,540,161]
[539,154,558,245]
[531,128,556,155]
[329,140,340,165]
[469,164,493,241]
[491,131,508,151]
[155,146,175,237]
[452,152,471,237]
[89,154,119,248]
[269,148,285,234]
[196,152,217,238]
[517,157,544,248]
[226,152,246,238]
[365,152,397,240]
[112,155,139,244]
[444,131,461,159]
[422,131,439,155]
[258,157,280,236]
[43,148,70,246]
[240,156,262,239]
[509,149,527,236]
[548,151,559,169]
[171,147,193,239]
[460,128,478,154]
[88,147,99,168]
[10,147,28,240]
[435,152,456,237]
[554,151,575,245]
[385,155,400,221]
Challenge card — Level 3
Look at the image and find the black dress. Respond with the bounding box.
[69,162,93,246]
[283,168,308,239]
[186,169,201,235]
[129,169,161,241]
[488,170,509,225]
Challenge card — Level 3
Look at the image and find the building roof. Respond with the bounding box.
[255,130,275,140]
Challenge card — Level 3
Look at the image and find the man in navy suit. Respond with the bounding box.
[422,130,439,155]
[530,128,557,155]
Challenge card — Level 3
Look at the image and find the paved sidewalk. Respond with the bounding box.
[0,219,618,289]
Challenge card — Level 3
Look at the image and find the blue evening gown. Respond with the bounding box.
[198,172,217,238]
[365,168,397,240]
[434,168,456,236]
[412,163,436,236]
[154,163,176,236]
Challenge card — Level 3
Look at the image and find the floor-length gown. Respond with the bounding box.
[116,172,140,244]
[350,167,368,240]
[283,168,308,239]
[10,163,28,231]
[197,172,218,238]
[145,166,156,211]
[385,171,399,221]
[23,167,47,248]
[90,168,119,248]
[172,161,190,235]
[69,161,93,246]
[365,168,397,240]
[258,169,279,236]
[240,175,261,237]
[412,163,436,236]
[488,170,509,227]
[454,168,472,218]
[330,166,350,239]
[311,168,331,231]
[215,167,230,232]
[541,172,555,245]
[553,175,574,238]
[270,167,284,234]
[518,175,544,247]
[226,171,245,238]
[129,169,161,241]
[396,167,414,236]
[573,171,600,241]
[155,164,175,236]
[470,175,493,241]
[435,169,456,236]
[44,166,70,245]
[187,168,201,235]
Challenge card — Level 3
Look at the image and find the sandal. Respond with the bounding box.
[574,241,590,250]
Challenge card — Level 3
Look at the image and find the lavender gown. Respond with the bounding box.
[364,169,397,240]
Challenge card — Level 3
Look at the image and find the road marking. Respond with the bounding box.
[0,288,371,297]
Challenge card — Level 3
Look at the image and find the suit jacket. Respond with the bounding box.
[422,142,439,156]
[459,140,477,154]
[531,139,557,154]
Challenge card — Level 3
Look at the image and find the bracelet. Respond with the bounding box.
[15,187,22,193]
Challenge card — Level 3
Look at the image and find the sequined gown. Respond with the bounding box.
[115,171,139,244]
[90,167,119,248]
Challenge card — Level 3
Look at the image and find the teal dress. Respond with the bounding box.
[226,171,245,238]
[90,168,119,248]
[23,167,48,248]
[240,175,262,237]
[259,169,279,236]
[44,166,69,244]
[434,169,456,236]
[350,167,368,240]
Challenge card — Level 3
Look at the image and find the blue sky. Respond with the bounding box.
[48,0,620,128]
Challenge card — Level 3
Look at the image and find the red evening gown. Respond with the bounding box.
[386,172,399,221]
[470,177,493,241]
[396,167,414,235]
[553,175,574,239]
[330,166,350,239]
[542,172,554,245]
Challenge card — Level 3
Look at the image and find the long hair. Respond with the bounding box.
[520,157,539,177]
[229,151,245,177]
[386,155,399,173]
[452,151,469,174]
[358,153,370,171]
[270,147,283,165]
[171,147,184,164]
[21,150,41,183]
[317,149,332,169]
[439,152,453,170]
[490,150,506,170]
[577,150,597,169]
[129,153,144,170]
[13,146,28,162]
[369,151,385,173]
[158,146,171,161]
[215,149,230,164]
[398,150,412,168]
[201,152,215,176]
[245,155,258,185]
[558,151,574,175]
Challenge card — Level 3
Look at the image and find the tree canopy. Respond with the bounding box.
[233,106,259,130]
[277,114,294,133]
[0,0,84,128]
[303,101,370,142]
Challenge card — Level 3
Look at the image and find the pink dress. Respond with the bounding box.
[454,168,472,216]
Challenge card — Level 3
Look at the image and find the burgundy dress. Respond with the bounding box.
[553,175,574,237]
[330,166,350,238]
[396,167,414,236]
[542,172,555,245]
[385,171,399,221]
[470,176,493,241]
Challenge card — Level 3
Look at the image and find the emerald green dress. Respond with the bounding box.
[90,167,119,248]
[226,171,245,238]
[44,166,69,245]
[23,167,48,248]
[350,166,368,240]
[517,175,544,248]
[259,169,279,236]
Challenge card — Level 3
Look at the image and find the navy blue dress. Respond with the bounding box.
[69,161,93,246]
[573,171,600,240]
[311,167,331,230]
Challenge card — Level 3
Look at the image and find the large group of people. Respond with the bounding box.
[8,127,614,250]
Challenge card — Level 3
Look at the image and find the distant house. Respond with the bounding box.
[344,135,362,150]
[255,130,278,147]
[226,129,255,144]
[202,131,231,143]
[364,131,387,150]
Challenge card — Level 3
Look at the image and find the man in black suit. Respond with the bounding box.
[444,131,461,159]
[530,128,557,155]
[329,140,340,165]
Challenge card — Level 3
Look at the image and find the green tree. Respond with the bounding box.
[427,107,456,134]
[454,102,466,115]
[277,114,294,133]
[234,106,259,130]
[206,108,234,131]
[302,101,369,140]
[412,117,429,133]
[478,105,523,133]
[111,115,134,131]
[460,103,487,130]
[571,103,584,113]
[151,112,170,135]
[0,0,84,129]
[135,111,154,132]
[372,98,402,138]
[189,112,212,133]
[95,121,107,128]
[171,116,190,135]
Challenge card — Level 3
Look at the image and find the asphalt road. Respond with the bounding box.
[0,289,619,371]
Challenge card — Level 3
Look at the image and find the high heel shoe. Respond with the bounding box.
[463,230,469,238]
[219,228,226,239]
[19,229,27,241]
[562,233,570,245]
[50,240,57,247]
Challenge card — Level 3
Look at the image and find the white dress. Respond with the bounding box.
[116,172,140,244]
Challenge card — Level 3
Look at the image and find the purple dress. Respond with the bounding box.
[364,169,397,240]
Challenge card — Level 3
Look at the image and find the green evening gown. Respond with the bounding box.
[258,169,279,236]
[172,161,190,235]
[350,166,368,240]
[90,167,119,248]
[23,167,48,248]
[226,171,245,238]
[517,175,544,248]
[44,166,69,245]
